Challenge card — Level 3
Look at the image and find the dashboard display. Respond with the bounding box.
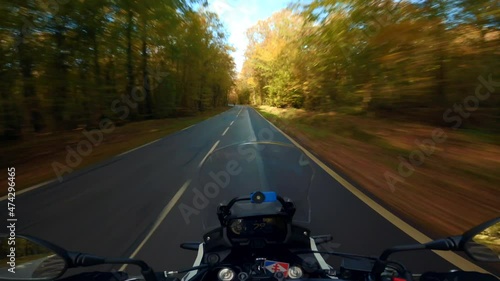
[227,216,288,243]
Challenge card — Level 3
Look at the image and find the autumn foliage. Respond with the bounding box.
[239,0,499,131]
[0,0,235,139]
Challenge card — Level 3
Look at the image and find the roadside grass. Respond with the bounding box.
[262,106,408,156]
[0,107,229,196]
[257,105,500,238]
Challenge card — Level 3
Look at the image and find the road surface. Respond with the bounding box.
[0,106,496,278]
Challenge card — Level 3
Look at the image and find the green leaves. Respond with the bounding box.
[241,9,305,108]
[0,0,235,136]
[238,0,499,129]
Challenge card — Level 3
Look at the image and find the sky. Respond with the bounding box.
[206,0,292,74]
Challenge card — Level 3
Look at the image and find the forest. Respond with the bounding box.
[0,0,498,260]
[237,0,499,238]
[238,0,499,131]
[0,0,235,140]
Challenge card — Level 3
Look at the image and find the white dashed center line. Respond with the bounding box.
[198,140,220,168]
[118,178,192,271]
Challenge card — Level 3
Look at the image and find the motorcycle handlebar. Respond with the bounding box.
[57,271,181,281]
[55,270,498,281]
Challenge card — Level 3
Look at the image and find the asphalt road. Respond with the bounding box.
[0,105,496,279]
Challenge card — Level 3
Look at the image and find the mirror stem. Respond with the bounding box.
[67,252,105,267]
[67,252,158,281]
[424,236,461,251]
[372,236,462,280]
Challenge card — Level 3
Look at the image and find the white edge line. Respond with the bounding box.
[251,107,492,274]
[222,127,230,136]
[117,139,161,157]
[198,140,220,168]
[119,179,192,271]
[0,179,57,202]
[1,138,163,202]
[182,125,195,131]
[181,244,204,281]
[310,238,331,270]
[1,110,231,200]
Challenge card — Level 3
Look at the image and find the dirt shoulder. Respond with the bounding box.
[257,105,500,238]
[1,107,229,196]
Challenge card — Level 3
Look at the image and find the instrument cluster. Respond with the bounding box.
[227,215,288,243]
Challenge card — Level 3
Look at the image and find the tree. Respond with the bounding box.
[0,0,235,137]
[239,0,499,130]
[242,10,306,108]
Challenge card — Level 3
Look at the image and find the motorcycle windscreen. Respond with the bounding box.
[198,142,314,231]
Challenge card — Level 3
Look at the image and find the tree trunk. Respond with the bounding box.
[52,24,68,129]
[18,31,44,133]
[0,76,22,139]
[92,29,101,102]
[141,18,153,118]
[126,9,135,120]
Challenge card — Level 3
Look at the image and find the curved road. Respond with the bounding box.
[0,106,497,278]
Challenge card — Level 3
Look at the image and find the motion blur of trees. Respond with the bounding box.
[0,238,52,258]
[239,0,499,130]
[0,0,235,140]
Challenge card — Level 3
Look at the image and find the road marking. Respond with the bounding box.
[251,107,491,274]
[0,179,57,202]
[182,244,204,281]
[230,121,234,126]
[118,179,192,272]
[182,125,195,131]
[1,138,163,202]
[222,127,230,136]
[198,140,220,168]
[117,139,161,157]
[0,109,232,200]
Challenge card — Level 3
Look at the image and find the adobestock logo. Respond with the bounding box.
[178,128,277,225]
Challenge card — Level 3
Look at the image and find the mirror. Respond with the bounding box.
[0,235,67,280]
[464,221,500,262]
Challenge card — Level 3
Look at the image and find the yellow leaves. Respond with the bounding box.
[246,9,305,65]
[484,30,500,42]
[449,25,500,55]
[452,25,482,44]
[247,77,257,88]
[370,21,424,46]
[241,0,500,113]
[377,51,408,64]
